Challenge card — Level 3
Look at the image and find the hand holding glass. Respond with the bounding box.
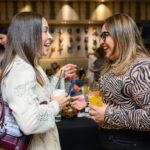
[52,89,68,122]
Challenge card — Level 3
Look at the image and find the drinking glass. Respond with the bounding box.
[53,89,66,122]
[89,91,103,106]
[88,81,103,107]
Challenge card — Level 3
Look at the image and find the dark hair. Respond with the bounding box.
[141,21,150,49]
[1,12,44,85]
[0,44,5,53]
[0,25,8,35]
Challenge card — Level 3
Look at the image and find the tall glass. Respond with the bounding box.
[88,81,103,107]
[89,91,103,106]
[52,89,66,122]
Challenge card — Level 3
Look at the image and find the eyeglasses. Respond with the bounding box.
[99,31,110,41]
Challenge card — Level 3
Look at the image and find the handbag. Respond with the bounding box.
[0,97,32,150]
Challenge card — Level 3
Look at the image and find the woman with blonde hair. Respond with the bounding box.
[90,13,150,150]
[72,14,150,150]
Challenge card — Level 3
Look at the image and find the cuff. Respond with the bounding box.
[104,105,114,124]
[50,101,61,116]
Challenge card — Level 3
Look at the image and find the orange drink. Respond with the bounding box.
[89,91,103,106]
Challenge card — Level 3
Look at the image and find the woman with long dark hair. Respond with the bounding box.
[0,12,76,150]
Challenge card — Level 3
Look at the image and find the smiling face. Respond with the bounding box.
[99,25,119,61]
[41,18,52,56]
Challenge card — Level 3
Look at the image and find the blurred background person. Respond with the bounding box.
[141,21,150,51]
[0,25,8,68]
[0,44,5,68]
[0,26,8,95]
[86,53,97,84]
[0,25,8,48]
[89,47,105,81]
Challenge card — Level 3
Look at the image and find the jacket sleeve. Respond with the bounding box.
[3,63,60,135]
[104,61,150,130]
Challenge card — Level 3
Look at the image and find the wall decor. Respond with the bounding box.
[40,23,102,70]
[67,28,73,34]
[76,28,80,34]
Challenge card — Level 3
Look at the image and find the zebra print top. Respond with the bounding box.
[99,56,150,131]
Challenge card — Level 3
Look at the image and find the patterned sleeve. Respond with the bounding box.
[104,60,150,130]
[5,63,60,135]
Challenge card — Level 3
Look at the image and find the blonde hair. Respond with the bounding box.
[101,14,150,76]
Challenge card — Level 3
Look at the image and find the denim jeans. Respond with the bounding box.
[98,128,150,150]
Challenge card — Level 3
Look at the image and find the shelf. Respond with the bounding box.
[48,20,104,26]
[0,0,149,2]
[0,19,147,26]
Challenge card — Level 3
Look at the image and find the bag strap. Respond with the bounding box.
[0,98,5,127]
[0,98,7,138]
[0,60,14,127]
[0,61,15,138]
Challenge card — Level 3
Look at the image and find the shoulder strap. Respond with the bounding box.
[0,98,5,127]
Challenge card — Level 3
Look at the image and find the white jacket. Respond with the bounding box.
[1,55,65,150]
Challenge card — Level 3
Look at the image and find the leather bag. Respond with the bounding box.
[0,98,31,150]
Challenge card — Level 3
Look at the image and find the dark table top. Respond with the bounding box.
[56,117,100,150]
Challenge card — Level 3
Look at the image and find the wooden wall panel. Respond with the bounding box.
[43,2,50,19]
[80,2,86,20]
[140,3,146,21]
[0,1,150,23]
[90,2,98,20]
[0,2,7,21]
[49,2,55,19]
[18,2,24,12]
[90,2,96,20]
[107,2,113,17]
[123,2,129,15]
[36,2,43,15]
[130,2,136,20]
[55,2,62,20]
[113,2,120,14]
[85,2,90,19]
[7,2,14,20]
[72,2,79,19]
[148,2,150,20]
[119,2,123,13]
[95,3,100,20]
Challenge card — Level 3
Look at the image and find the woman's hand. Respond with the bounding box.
[55,64,77,78]
[51,93,71,109]
[70,95,86,110]
[89,103,107,125]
